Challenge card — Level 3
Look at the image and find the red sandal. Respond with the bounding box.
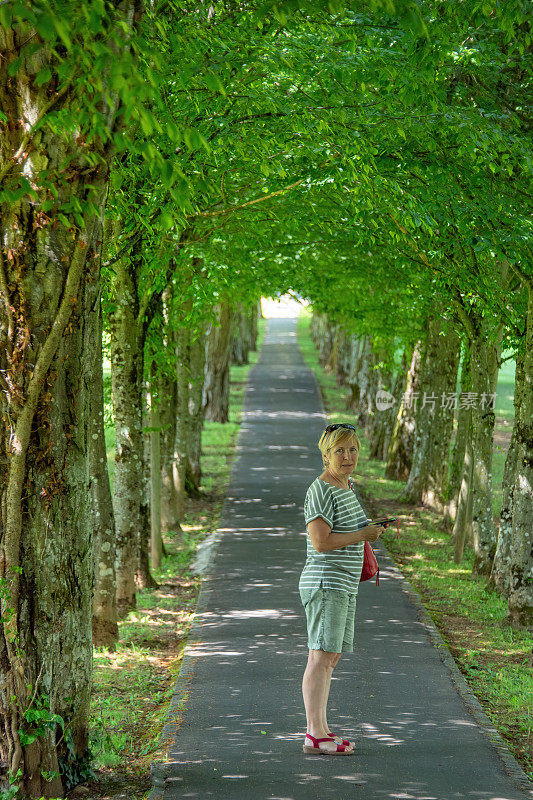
[302,733,354,755]
[328,731,354,748]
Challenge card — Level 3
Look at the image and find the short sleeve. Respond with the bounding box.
[348,479,372,525]
[304,481,334,528]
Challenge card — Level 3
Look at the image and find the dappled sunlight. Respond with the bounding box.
[242,409,324,420]
[194,607,300,628]
[360,722,404,745]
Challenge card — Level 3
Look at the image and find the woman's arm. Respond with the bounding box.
[307,517,382,553]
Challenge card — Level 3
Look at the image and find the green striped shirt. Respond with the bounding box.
[299,477,369,593]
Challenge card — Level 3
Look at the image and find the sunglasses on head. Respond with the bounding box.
[324,423,357,433]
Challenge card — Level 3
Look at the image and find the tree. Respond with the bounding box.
[0,3,146,794]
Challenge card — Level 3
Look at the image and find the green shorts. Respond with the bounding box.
[299,584,358,653]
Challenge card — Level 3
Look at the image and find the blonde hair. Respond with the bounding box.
[318,426,360,467]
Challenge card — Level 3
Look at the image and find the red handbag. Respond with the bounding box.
[360,540,379,585]
[348,480,380,586]
[348,480,400,586]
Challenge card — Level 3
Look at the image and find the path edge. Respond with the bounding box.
[301,325,533,798]
[147,323,267,800]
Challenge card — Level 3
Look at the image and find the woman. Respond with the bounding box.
[299,422,390,756]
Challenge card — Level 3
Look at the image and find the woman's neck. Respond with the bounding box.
[321,469,350,490]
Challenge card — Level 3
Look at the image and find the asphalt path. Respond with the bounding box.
[155,317,532,800]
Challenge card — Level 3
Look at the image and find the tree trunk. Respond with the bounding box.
[159,367,179,531]
[188,329,206,489]
[176,324,205,501]
[370,349,407,461]
[109,257,143,618]
[90,291,118,650]
[231,304,249,366]
[0,6,139,794]
[453,410,474,563]
[335,328,351,386]
[445,342,470,531]
[385,340,422,481]
[402,317,461,510]
[346,335,375,433]
[136,388,158,590]
[249,302,259,351]
[203,301,233,423]
[490,350,524,595]
[324,323,339,374]
[160,287,180,532]
[314,314,336,366]
[500,287,532,628]
[149,366,162,572]
[0,215,103,798]
[469,321,502,575]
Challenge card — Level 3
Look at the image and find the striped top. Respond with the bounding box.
[299,477,369,593]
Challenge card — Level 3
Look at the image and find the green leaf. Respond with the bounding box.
[35,12,56,41]
[161,161,176,188]
[52,18,72,48]
[0,5,13,26]
[160,212,174,232]
[8,58,22,77]
[184,128,210,153]
[110,171,123,190]
[205,73,226,96]
[166,121,181,143]
[35,67,52,87]
[18,731,38,746]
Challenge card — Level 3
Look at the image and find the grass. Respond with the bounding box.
[297,310,533,782]
[85,320,265,800]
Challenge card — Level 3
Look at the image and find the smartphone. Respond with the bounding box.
[374,517,398,527]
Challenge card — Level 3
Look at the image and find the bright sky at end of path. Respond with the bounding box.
[261,295,309,318]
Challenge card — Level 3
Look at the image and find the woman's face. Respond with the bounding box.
[327,437,359,476]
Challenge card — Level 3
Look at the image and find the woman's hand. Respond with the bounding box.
[360,524,382,542]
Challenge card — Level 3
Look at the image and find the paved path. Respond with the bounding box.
[155,317,531,800]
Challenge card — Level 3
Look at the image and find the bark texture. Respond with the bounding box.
[0,5,136,789]
[203,301,233,423]
[231,303,250,366]
[402,317,461,510]
[187,329,206,488]
[346,335,375,433]
[109,252,144,617]
[368,349,398,461]
[136,386,158,591]
[90,293,118,650]
[490,349,524,595]
[453,410,474,563]
[385,341,422,481]
[149,366,162,572]
[497,287,533,628]
[469,321,502,574]
[159,315,180,533]
[445,343,470,531]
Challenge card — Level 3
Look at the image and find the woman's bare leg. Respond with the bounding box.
[321,652,341,732]
[319,653,353,744]
[302,650,352,752]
